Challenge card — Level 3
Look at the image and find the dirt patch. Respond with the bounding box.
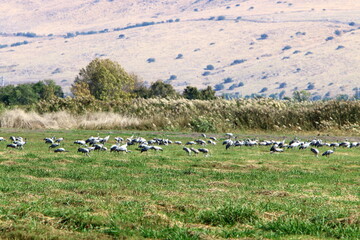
[255,190,290,197]
[0,160,18,165]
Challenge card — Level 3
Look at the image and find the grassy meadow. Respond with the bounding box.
[0,129,358,239]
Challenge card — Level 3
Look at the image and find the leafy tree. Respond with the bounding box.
[71,58,135,100]
[148,80,177,98]
[293,90,311,102]
[32,80,64,100]
[183,86,201,100]
[200,86,216,100]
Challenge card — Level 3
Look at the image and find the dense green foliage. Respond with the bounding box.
[0,129,357,239]
[183,86,216,100]
[71,58,136,100]
[0,80,63,106]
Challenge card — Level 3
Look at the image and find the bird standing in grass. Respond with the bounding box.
[310,148,319,157]
[198,148,210,156]
[183,147,191,155]
[78,147,90,157]
[322,149,335,157]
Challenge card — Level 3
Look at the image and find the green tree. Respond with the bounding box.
[293,90,311,102]
[200,86,216,100]
[183,86,201,100]
[32,80,64,100]
[71,58,135,100]
[148,80,177,98]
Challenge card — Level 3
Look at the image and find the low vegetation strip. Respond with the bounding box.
[34,98,360,132]
[0,130,358,239]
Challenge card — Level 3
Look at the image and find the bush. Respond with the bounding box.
[168,75,177,80]
[230,59,246,65]
[190,116,216,132]
[282,45,292,51]
[334,30,342,36]
[278,82,287,89]
[118,34,125,39]
[325,36,334,41]
[147,58,155,63]
[205,65,214,70]
[259,87,268,93]
[217,16,226,21]
[238,82,244,87]
[258,34,268,40]
[307,83,315,90]
[214,83,224,91]
[175,54,183,59]
[202,71,211,76]
[223,78,234,84]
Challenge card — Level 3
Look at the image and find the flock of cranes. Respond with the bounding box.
[0,133,357,158]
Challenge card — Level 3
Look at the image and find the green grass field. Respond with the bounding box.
[0,129,358,239]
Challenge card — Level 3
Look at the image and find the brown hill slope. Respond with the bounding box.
[0,0,360,98]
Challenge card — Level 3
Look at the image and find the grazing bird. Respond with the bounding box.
[74,140,86,146]
[310,148,320,157]
[49,143,60,149]
[55,137,64,143]
[54,148,69,153]
[183,147,191,155]
[0,137,6,141]
[225,133,234,138]
[44,137,55,144]
[151,146,163,152]
[201,133,207,138]
[322,149,334,157]
[111,144,130,153]
[6,143,17,149]
[198,148,210,156]
[270,144,284,153]
[209,136,217,141]
[174,141,182,145]
[186,141,196,145]
[190,148,199,154]
[78,147,90,157]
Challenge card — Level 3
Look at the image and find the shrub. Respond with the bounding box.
[230,59,246,65]
[217,16,226,21]
[214,83,224,91]
[168,75,177,80]
[190,116,216,132]
[282,45,292,51]
[336,45,344,50]
[307,83,315,90]
[118,34,125,39]
[349,22,356,26]
[175,53,183,59]
[334,30,342,36]
[279,82,287,89]
[259,87,268,93]
[223,77,234,84]
[147,58,155,63]
[238,82,244,87]
[202,71,211,76]
[325,36,334,41]
[205,65,214,70]
[258,34,268,40]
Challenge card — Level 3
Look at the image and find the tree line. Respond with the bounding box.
[0,58,359,107]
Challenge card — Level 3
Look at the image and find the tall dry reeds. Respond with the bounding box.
[2,97,360,132]
[0,109,140,130]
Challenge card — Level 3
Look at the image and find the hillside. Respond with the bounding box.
[1,0,360,98]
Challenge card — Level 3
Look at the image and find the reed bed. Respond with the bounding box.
[2,97,360,132]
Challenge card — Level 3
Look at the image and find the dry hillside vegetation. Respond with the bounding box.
[0,0,360,98]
